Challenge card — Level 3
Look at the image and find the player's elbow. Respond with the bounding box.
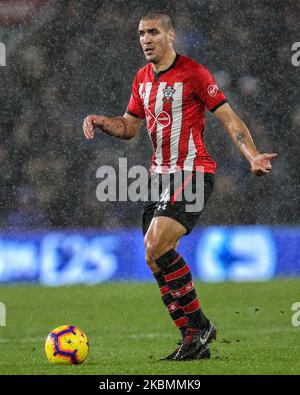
[122,114,142,140]
[123,129,137,140]
[224,117,243,135]
[224,120,236,133]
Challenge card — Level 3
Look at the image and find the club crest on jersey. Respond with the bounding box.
[162,86,176,102]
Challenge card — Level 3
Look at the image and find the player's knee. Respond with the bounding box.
[144,237,159,261]
[145,245,161,273]
[145,254,160,273]
[144,236,174,262]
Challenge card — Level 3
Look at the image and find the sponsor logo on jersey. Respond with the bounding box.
[207,84,218,97]
[144,107,171,132]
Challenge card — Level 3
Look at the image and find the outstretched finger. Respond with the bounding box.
[265,153,278,159]
[83,124,93,140]
[86,118,94,130]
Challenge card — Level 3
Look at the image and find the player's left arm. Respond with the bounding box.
[213,103,277,176]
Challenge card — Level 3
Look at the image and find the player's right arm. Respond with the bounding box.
[84,72,145,141]
[83,113,143,141]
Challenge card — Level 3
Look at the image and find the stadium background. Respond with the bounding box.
[0,0,299,284]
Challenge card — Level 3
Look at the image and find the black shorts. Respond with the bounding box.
[142,171,214,236]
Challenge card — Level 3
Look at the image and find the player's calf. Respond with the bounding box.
[155,249,209,330]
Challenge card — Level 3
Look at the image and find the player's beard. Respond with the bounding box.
[148,55,159,64]
[145,48,164,65]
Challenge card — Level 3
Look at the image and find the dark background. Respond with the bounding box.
[0,0,299,231]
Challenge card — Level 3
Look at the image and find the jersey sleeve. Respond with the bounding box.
[193,65,227,112]
[126,74,145,119]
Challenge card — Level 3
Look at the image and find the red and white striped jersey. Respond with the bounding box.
[126,54,227,174]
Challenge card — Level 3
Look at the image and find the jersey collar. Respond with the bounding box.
[152,53,180,82]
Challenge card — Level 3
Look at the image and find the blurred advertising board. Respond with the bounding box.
[0,226,299,285]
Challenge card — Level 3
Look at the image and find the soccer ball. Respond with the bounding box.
[45,325,89,365]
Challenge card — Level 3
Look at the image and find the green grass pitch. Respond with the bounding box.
[0,279,299,375]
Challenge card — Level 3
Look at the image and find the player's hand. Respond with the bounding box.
[83,115,102,140]
[250,153,278,176]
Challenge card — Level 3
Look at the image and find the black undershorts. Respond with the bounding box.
[142,171,214,236]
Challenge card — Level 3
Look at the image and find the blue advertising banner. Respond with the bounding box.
[0,226,299,285]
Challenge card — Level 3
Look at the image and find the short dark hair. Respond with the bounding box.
[140,10,175,31]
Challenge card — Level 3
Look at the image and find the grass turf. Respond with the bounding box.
[0,279,299,375]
